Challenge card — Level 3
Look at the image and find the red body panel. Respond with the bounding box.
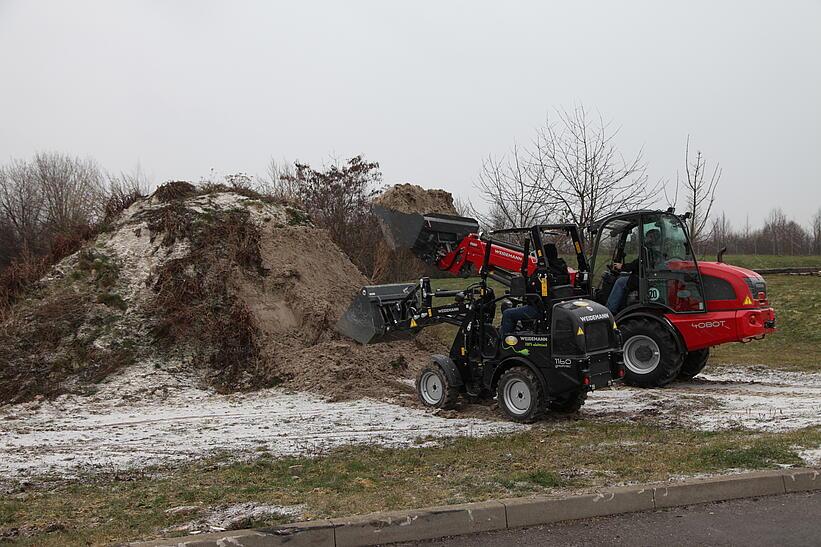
[697,262,766,311]
[667,260,776,351]
[436,233,577,284]
[665,307,776,351]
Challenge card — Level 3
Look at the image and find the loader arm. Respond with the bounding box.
[436,233,537,279]
[337,207,587,344]
[373,206,584,285]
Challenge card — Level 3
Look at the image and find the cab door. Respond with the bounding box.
[638,213,706,313]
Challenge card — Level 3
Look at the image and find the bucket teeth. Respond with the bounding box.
[337,206,479,344]
[335,283,420,344]
[373,206,426,251]
[373,205,480,264]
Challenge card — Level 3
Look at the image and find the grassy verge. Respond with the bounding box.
[2,422,818,546]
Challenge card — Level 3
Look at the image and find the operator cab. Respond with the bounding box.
[493,224,590,332]
[589,211,706,314]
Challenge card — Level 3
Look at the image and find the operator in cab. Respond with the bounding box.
[500,276,541,335]
[500,244,570,335]
[606,228,662,314]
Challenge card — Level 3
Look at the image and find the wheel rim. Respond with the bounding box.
[503,379,532,415]
[623,334,661,374]
[419,370,444,405]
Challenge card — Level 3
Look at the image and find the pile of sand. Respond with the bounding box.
[239,219,446,401]
[372,183,460,282]
[374,183,459,216]
[0,183,446,405]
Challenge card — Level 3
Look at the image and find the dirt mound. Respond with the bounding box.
[239,223,444,400]
[374,183,458,215]
[371,184,460,282]
[0,183,445,405]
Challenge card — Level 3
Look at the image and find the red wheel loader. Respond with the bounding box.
[337,206,775,392]
[588,209,775,386]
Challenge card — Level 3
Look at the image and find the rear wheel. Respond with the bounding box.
[497,366,545,423]
[678,348,710,379]
[548,389,588,413]
[416,364,458,409]
[620,317,684,387]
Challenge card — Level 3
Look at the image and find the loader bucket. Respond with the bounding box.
[373,206,480,263]
[336,282,421,344]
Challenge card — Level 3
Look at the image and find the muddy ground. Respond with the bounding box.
[1,363,817,488]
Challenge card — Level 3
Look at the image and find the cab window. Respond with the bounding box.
[640,214,705,311]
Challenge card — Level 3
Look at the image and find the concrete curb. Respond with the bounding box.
[135,468,819,546]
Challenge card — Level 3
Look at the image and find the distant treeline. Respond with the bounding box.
[700,209,821,257]
[0,152,149,309]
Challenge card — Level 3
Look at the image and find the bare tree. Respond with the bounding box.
[709,211,731,254]
[280,156,382,275]
[257,158,298,202]
[676,136,722,247]
[529,105,658,228]
[0,158,45,256]
[471,144,557,230]
[33,152,105,235]
[811,208,821,255]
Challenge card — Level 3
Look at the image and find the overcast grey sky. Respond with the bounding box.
[1,1,819,227]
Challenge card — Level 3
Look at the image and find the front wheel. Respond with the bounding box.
[620,317,684,387]
[497,366,545,423]
[678,348,710,379]
[416,364,458,409]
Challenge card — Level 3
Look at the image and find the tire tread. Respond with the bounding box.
[621,316,684,388]
[415,364,459,409]
[497,366,545,423]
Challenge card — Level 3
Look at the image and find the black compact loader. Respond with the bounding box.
[337,218,624,422]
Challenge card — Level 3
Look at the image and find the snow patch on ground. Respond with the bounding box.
[0,363,523,485]
[165,502,306,534]
[798,448,821,466]
[1,364,817,486]
[585,365,821,432]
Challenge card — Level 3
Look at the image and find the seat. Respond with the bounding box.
[544,243,571,286]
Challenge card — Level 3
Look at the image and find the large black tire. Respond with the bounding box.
[620,317,684,388]
[416,364,458,409]
[678,348,710,380]
[496,366,545,423]
[548,389,588,413]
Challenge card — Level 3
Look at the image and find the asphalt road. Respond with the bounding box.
[395,492,821,547]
